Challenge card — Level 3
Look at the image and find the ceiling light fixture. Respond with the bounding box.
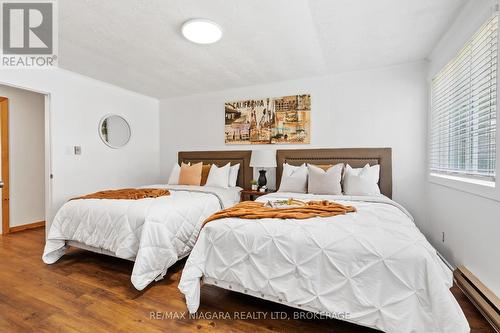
[181,18,222,44]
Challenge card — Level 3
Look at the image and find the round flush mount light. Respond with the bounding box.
[181,18,222,44]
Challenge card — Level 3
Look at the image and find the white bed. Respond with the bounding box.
[178,192,469,333]
[43,185,241,290]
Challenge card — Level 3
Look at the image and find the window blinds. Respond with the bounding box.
[430,14,498,182]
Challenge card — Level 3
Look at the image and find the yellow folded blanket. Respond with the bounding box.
[203,200,356,226]
[71,188,170,201]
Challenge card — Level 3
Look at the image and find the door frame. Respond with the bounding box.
[0,83,52,236]
[0,97,9,234]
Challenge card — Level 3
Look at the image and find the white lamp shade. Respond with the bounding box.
[250,150,277,168]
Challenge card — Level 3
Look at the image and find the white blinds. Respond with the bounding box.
[430,14,498,182]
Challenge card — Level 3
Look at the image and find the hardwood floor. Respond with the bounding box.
[0,228,495,333]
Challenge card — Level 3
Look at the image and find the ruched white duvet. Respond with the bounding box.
[178,193,469,333]
[43,185,241,290]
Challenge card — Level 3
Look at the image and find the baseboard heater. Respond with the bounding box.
[454,265,500,332]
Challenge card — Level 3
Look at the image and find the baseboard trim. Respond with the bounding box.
[9,221,45,233]
[454,265,500,332]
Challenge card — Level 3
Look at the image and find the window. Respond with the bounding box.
[430,15,498,183]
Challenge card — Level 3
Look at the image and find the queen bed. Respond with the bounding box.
[178,148,469,333]
[43,150,252,291]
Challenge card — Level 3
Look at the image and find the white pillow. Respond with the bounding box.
[343,164,381,196]
[205,163,231,188]
[278,163,308,193]
[307,163,343,195]
[228,163,240,187]
[167,162,188,185]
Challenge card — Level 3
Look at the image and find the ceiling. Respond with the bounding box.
[58,0,465,98]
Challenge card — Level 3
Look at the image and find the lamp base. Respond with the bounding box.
[257,170,267,188]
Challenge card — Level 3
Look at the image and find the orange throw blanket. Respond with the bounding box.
[71,188,170,201]
[203,200,356,226]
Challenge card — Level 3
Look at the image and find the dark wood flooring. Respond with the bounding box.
[0,228,494,333]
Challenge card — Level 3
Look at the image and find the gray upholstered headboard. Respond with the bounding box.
[276,148,392,198]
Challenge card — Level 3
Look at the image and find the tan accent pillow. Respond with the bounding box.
[200,164,212,186]
[178,162,202,186]
[315,164,333,171]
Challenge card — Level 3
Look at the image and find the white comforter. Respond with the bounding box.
[178,193,469,333]
[43,185,241,290]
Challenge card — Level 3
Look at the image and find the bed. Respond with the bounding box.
[43,150,252,291]
[178,148,469,333]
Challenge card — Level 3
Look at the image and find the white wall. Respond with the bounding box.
[160,62,428,228]
[426,0,500,295]
[0,85,45,228]
[0,68,160,233]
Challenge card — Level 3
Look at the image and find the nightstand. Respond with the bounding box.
[240,189,276,201]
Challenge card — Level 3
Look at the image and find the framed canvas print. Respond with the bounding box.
[225,94,310,144]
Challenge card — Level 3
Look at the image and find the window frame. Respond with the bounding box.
[428,14,500,201]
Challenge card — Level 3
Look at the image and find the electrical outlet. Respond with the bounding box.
[74,146,81,155]
[441,232,445,243]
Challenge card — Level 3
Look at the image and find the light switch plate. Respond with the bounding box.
[74,146,81,155]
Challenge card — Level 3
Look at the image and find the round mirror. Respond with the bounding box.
[99,115,131,149]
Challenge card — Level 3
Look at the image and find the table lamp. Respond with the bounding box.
[250,150,277,189]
